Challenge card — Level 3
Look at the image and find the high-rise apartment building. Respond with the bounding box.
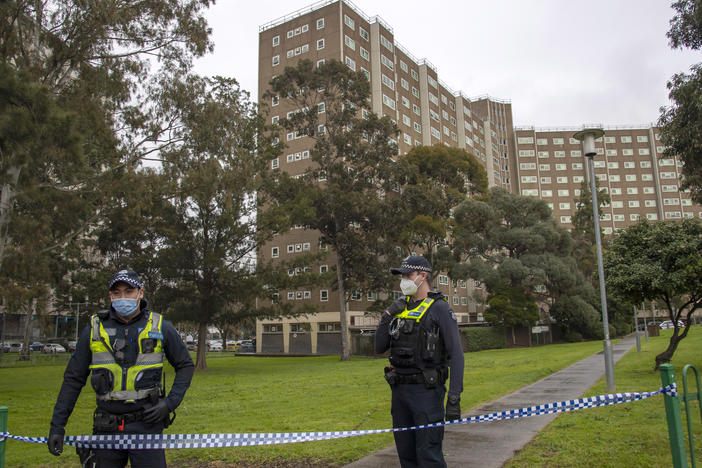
[256,0,702,355]
[256,0,514,354]
[514,126,702,232]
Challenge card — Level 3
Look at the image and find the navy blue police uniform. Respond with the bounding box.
[48,271,194,468]
[375,257,465,468]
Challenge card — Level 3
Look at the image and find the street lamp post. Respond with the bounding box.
[573,127,616,393]
[69,296,89,343]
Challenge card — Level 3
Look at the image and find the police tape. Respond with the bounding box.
[0,383,677,450]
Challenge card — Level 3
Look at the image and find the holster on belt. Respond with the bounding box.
[93,408,144,433]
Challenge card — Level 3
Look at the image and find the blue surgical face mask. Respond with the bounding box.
[112,298,139,317]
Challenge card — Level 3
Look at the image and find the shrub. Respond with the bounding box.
[462,327,505,352]
[564,331,583,343]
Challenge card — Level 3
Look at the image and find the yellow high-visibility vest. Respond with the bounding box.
[89,311,164,401]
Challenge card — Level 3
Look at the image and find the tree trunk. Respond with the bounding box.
[20,299,36,361]
[511,326,516,346]
[195,321,208,370]
[335,255,350,361]
[0,166,22,270]
[654,332,684,371]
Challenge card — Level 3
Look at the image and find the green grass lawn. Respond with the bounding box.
[506,327,702,468]
[1,340,606,467]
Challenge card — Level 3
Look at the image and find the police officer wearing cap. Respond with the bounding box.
[47,270,194,467]
[375,255,464,468]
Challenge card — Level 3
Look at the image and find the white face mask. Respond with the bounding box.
[400,275,424,296]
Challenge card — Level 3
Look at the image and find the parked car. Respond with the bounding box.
[207,340,223,352]
[239,340,255,353]
[9,342,23,353]
[30,342,44,352]
[1,342,10,353]
[186,340,195,351]
[43,343,66,353]
[659,320,685,329]
[66,341,77,352]
[226,341,241,352]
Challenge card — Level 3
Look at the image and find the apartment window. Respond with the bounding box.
[411,69,419,80]
[541,189,553,197]
[271,247,279,258]
[427,76,438,88]
[381,54,394,70]
[560,216,572,223]
[520,162,536,170]
[401,96,410,108]
[430,127,440,139]
[553,138,564,145]
[343,35,356,50]
[287,30,294,39]
[621,136,632,143]
[555,164,567,170]
[600,214,611,221]
[572,163,583,170]
[570,150,582,157]
[519,150,535,157]
[272,35,280,47]
[317,59,325,67]
[557,177,568,183]
[539,164,551,171]
[640,161,652,168]
[639,148,650,155]
[301,24,308,33]
[666,212,682,219]
[316,17,324,29]
[663,185,678,192]
[522,189,538,196]
[382,94,395,109]
[606,149,618,156]
[622,149,634,156]
[664,198,680,205]
[573,176,584,183]
[414,122,421,133]
[359,27,369,40]
[453,296,459,305]
[402,114,411,126]
[380,35,393,51]
[359,47,369,60]
[614,214,625,222]
[628,200,640,208]
[610,188,622,195]
[636,135,648,142]
[518,137,534,144]
[271,157,279,169]
[646,213,659,220]
[429,93,439,105]
[642,174,653,181]
[381,74,394,90]
[559,202,571,210]
[538,151,549,158]
[521,176,537,183]
[645,200,657,207]
[271,95,279,106]
[272,55,280,66]
[345,56,356,70]
[644,187,656,194]
[316,38,325,50]
[625,174,637,181]
[412,87,419,98]
[558,189,570,196]
[537,138,548,145]
[400,60,408,72]
[360,67,369,80]
[344,14,355,29]
[610,174,620,182]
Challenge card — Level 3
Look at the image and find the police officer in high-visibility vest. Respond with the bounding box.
[375,256,465,468]
[48,270,194,467]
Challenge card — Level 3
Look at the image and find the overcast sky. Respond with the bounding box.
[193,0,701,128]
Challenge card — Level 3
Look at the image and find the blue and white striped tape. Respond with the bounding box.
[0,384,676,450]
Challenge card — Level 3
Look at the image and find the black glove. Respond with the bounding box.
[446,393,461,421]
[142,399,170,424]
[48,429,64,456]
[386,296,407,316]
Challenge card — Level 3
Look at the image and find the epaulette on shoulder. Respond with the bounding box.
[428,290,448,302]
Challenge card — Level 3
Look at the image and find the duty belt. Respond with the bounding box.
[96,387,160,401]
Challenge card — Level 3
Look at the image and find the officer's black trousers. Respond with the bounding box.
[391,383,446,468]
[93,420,166,468]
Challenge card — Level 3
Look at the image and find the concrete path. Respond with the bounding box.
[346,335,636,468]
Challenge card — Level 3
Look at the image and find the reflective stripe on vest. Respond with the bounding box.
[396,297,435,321]
[89,311,164,401]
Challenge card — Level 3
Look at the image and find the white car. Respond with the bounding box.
[659,320,684,329]
[207,341,223,352]
[42,344,66,353]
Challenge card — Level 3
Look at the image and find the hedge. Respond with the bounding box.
[462,326,505,352]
